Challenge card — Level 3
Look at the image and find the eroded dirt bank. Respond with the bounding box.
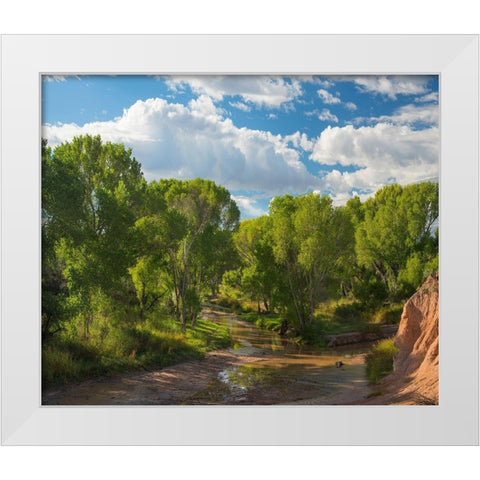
[357,273,439,405]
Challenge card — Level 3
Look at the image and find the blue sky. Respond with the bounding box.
[42,75,439,219]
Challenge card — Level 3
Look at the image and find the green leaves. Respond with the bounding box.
[42,135,145,335]
[268,192,355,327]
[354,181,438,296]
[42,133,438,345]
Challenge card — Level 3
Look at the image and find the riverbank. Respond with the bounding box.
[43,312,375,405]
[43,347,267,405]
[42,314,232,390]
[234,305,400,348]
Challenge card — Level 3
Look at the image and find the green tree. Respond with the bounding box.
[232,216,277,312]
[143,178,240,329]
[355,182,438,297]
[269,193,354,328]
[42,135,145,335]
[128,211,185,318]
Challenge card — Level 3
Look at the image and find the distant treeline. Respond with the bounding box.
[42,134,438,341]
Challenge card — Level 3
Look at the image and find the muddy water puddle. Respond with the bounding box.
[184,314,373,405]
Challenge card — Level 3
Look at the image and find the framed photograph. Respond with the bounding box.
[1,34,478,445]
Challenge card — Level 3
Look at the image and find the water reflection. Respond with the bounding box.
[186,314,373,405]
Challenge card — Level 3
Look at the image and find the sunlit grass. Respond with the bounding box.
[365,337,399,383]
[240,312,284,332]
[42,313,232,389]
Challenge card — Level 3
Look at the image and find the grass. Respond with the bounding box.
[314,298,403,335]
[42,313,232,389]
[371,304,403,324]
[240,312,284,332]
[365,337,399,383]
[213,295,246,313]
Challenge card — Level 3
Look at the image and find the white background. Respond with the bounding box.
[1,1,479,479]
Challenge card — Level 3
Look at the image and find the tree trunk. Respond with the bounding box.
[287,271,304,328]
[84,315,92,339]
[263,298,269,312]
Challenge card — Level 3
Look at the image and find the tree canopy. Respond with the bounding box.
[42,134,438,340]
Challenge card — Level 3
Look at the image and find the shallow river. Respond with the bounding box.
[186,314,373,405]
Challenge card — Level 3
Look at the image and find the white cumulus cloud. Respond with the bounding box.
[42,75,67,82]
[415,92,439,103]
[43,96,319,196]
[230,196,268,218]
[229,101,251,112]
[352,76,431,99]
[317,89,341,104]
[318,109,339,123]
[310,123,439,198]
[357,103,439,127]
[164,76,302,108]
[284,131,314,151]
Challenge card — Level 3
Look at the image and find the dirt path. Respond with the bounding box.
[42,345,270,405]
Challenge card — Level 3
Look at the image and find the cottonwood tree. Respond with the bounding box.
[232,216,277,312]
[42,135,144,336]
[269,193,354,328]
[142,178,240,329]
[355,182,438,297]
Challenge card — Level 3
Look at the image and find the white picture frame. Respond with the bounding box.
[1,34,478,445]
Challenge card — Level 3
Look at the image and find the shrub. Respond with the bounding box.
[42,313,233,389]
[241,312,284,333]
[215,296,243,312]
[352,272,388,307]
[365,337,399,383]
[373,304,403,324]
[333,301,366,322]
[42,347,80,386]
[61,338,100,361]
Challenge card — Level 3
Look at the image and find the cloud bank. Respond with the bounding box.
[310,122,439,202]
[43,75,439,214]
[43,96,318,196]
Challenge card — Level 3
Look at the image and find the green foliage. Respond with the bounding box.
[398,252,425,297]
[219,181,437,338]
[333,301,368,322]
[42,313,232,388]
[241,312,284,332]
[42,347,80,386]
[42,134,438,386]
[42,136,241,388]
[372,304,403,325]
[214,295,245,313]
[42,135,145,336]
[355,182,438,297]
[145,178,240,328]
[268,192,355,328]
[365,337,399,383]
[351,271,388,308]
[230,216,277,312]
[314,300,367,335]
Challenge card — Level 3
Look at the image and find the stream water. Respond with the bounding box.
[42,312,375,405]
[185,314,373,405]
